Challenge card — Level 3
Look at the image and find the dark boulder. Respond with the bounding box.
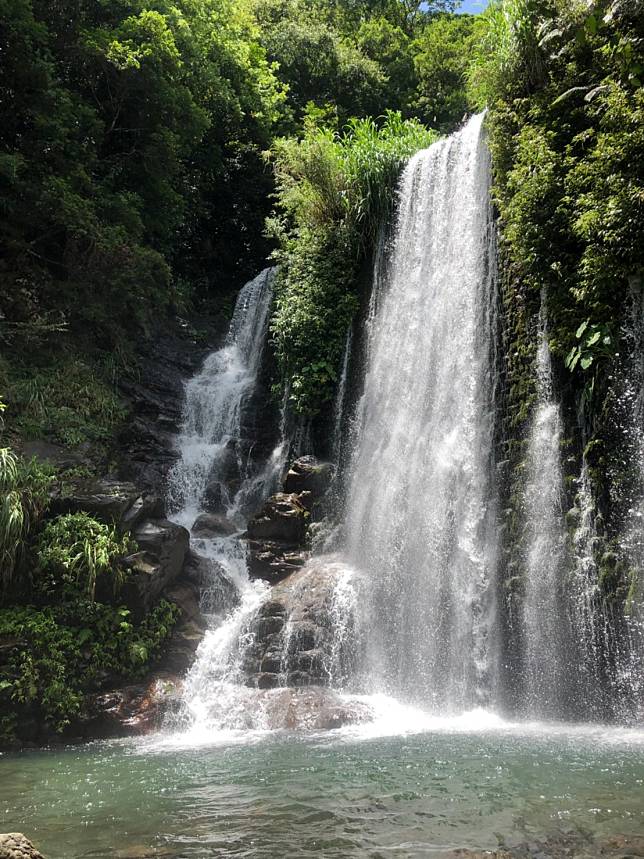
[162,582,207,674]
[191,513,237,538]
[183,549,239,616]
[121,519,189,618]
[202,478,226,515]
[246,540,309,584]
[246,493,309,543]
[19,440,91,471]
[49,478,142,524]
[283,456,334,501]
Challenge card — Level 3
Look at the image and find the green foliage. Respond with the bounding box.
[256,1,478,133]
[565,320,615,373]
[35,513,132,601]
[0,449,53,595]
[256,6,387,129]
[413,14,478,131]
[0,600,179,733]
[0,0,285,348]
[270,112,436,413]
[476,0,643,417]
[6,358,126,446]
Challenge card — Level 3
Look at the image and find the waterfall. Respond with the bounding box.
[568,462,606,715]
[331,326,353,465]
[340,113,500,712]
[161,115,643,738]
[615,276,644,721]
[168,268,277,529]
[519,328,569,716]
[166,268,285,736]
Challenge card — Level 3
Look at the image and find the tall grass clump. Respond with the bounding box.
[467,0,554,109]
[0,448,53,597]
[269,112,436,415]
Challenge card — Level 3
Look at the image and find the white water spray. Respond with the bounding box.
[340,113,500,712]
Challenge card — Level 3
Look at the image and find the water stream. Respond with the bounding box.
[520,327,568,716]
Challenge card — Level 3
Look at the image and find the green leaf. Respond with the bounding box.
[565,346,580,370]
[580,356,594,370]
[586,331,601,347]
[77,628,93,645]
[576,321,588,339]
[585,14,598,35]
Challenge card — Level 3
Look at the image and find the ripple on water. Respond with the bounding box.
[1,714,644,858]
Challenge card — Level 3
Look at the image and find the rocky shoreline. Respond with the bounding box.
[2,831,643,859]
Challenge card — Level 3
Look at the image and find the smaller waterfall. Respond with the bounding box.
[332,327,353,464]
[167,268,276,529]
[615,277,644,721]
[520,330,569,716]
[165,268,287,736]
[568,462,611,716]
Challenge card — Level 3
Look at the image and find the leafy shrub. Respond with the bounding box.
[0,449,53,596]
[35,513,133,601]
[270,112,436,414]
[470,0,643,408]
[0,600,179,733]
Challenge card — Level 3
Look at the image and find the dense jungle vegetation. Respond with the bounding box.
[1,0,642,737]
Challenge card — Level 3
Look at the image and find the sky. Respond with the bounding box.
[456,0,490,12]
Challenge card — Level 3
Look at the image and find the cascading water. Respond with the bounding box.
[168,267,277,529]
[163,114,642,741]
[165,268,287,736]
[615,277,644,720]
[340,112,501,712]
[519,327,569,716]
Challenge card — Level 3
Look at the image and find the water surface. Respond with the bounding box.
[2,715,643,858]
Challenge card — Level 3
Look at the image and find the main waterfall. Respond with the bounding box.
[341,113,500,711]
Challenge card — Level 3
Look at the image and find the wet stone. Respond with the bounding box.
[255,616,285,638]
[259,656,283,674]
[255,673,280,690]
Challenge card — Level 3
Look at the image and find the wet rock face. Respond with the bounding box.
[283,456,334,503]
[78,677,183,739]
[242,562,356,690]
[0,833,47,859]
[243,455,335,585]
[120,519,190,619]
[245,492,311,584]
[117,325,217,495]
[257,687,371,731]
[183,550,239,617]
[161,581,207,675]
[246,493,309,543]
[246,540,309,583]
